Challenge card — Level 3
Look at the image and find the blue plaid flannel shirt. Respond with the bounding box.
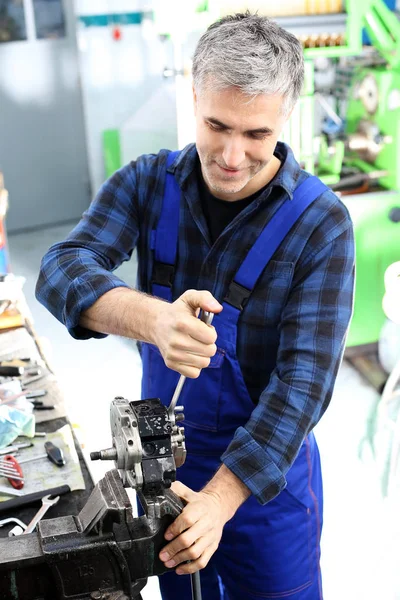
[36,142,355,504]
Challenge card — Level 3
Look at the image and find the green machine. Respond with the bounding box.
[306,0,400,349]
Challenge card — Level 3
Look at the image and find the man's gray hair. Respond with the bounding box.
[192,12,304,114]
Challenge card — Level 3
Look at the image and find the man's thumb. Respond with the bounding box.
[182,289,222,314]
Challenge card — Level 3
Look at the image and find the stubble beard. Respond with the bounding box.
[201,157,267,197]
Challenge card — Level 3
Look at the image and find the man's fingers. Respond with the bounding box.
[175,545,217,575]
[181,290,222,316]
[161,521,205,559]
[167,364,203,379]
[175,337,217,358]
[163,503,201,544]
[165,351,212,370]
[163,536,208,569]
[170,481,196,503]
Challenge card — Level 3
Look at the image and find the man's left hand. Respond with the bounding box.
[159,481,230,575]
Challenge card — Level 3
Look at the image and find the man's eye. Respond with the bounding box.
[250,133,268,141]
[208,122,224,132]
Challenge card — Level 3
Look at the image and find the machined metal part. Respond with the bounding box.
[91,395,187,495]
[356,73,379,115]
[347,119,392,163]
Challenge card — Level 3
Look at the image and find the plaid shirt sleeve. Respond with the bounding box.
[35,164,139,339]
[221,215,355,505]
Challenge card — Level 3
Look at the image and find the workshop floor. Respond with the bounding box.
[8,223,400,600]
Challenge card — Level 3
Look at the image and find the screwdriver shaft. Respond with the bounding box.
[168,311,214,418]
[17,453,47,465]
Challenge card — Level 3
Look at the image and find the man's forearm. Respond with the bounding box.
[203,464,251,521]
[80,287,165,343]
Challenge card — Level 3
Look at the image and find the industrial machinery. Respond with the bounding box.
[0,395,200,600]
[301,0,400,349]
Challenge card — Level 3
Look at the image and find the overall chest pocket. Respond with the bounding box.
[242,260,295,329]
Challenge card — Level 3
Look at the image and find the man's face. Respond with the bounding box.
[194,85,290,201]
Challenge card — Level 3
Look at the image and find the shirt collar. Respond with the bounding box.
[168,141,301,200]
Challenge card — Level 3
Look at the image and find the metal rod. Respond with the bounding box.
[0,442,33,455]
[0,465,22,475]
[190,572,202,600]
[0,471,24,482]
[0,486,25,497]
[17,453,47,465]
[0,464,22,474]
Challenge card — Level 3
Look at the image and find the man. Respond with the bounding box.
[36,12,354,600]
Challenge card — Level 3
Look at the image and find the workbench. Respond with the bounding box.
[0,322,94,538]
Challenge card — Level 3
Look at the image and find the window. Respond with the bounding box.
[32,0,65,40]
[0,0,27,43]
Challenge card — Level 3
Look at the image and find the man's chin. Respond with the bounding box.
[207,178,248,197]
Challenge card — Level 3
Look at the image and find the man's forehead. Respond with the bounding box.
[199,84,283,109]
[199,87,284,123]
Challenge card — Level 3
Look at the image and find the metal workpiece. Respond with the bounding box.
[91,396,186,496]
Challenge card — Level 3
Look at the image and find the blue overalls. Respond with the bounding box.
[141,153,327,599]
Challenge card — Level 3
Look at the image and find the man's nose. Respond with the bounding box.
[222,137,245,169]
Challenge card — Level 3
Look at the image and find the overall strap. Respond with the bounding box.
[221,176,329,325]
[151,151,181,301]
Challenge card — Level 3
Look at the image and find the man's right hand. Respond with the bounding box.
[152,290,223,378]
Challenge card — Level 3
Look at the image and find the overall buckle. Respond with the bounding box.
[151,262,175,288]
[224,281,251,311]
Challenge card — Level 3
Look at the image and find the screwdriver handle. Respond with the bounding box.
[45,441,65,467]
[1,455,24,489]
[18,442,65,467]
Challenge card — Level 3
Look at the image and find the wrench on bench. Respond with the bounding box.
[21,494,60,535]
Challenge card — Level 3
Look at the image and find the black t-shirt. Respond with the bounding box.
[197,162,270,243]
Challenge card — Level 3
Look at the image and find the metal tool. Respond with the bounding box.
[0,469,24,482]
[0,517,27,538]
[0,485,25,496]
[168,310,214,421]
[25,389,47,399]
[22,494,60,535]
[18,441,65,467]
[0,455,24,488]
[21,373,46,387]
[0,517,27,531]
[0,442,33,455]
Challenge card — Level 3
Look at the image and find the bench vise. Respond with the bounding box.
[0,396,190,600]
